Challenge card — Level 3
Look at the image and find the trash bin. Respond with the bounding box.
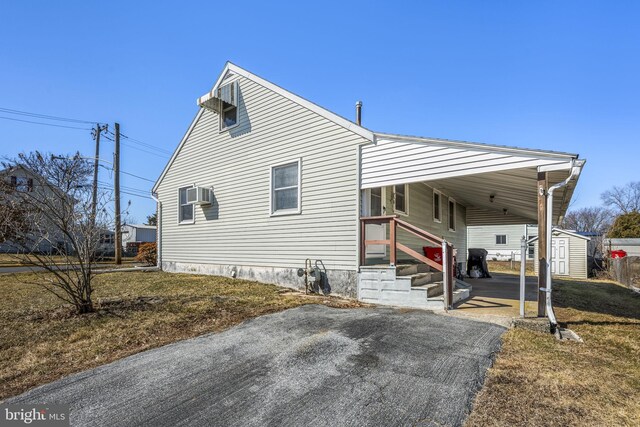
[611,250,627,259]
[423,246,443,265]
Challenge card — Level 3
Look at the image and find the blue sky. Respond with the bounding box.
[1,1,638,222]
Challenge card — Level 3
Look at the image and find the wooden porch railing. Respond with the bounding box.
[360,215,454,307]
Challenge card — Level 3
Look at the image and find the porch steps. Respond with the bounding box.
[408,272,444,287]
[396,264,433,276]
[411,281,444,298]
[358,266,471,310]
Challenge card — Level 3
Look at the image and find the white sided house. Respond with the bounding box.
[153,62,586,310]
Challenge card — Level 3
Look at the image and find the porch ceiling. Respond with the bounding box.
[426,167,575,224]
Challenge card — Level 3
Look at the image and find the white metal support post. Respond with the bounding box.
[520,236,527,317]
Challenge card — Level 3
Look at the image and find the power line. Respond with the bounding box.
[120,132,172,155]
[121,170,156,183]
[98,186,152,200]
[121,141,170,158]
[0,107,103,125]
[98,180,150,195]
[0,115,92,130]
[106,129,172,156]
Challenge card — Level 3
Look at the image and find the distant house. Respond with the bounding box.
[467,224,536,262]
[151,62,585,310]
[604,238,640,257]
[121,224,157,253]
[0,166,71,254]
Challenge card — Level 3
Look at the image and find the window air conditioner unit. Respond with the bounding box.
[186,187,212,205]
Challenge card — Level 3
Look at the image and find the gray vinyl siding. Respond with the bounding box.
[156,75,366,271]
[604,238,640,257]
[466,208,535,226]
[467,224,530,260]
[384,183,467,267]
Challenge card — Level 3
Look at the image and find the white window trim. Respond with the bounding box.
[448,198,457,232]
[269,158,302,217]
[496,234,508,245]
[393,183,409,216]
[177,185,195,225]
[218,80,240,133]
[433,189,442,223]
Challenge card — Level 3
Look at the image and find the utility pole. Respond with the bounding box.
[91,124,106,224]
[114,122,122,265]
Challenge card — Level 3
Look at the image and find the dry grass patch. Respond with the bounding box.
[0,254,138,267]
[487,260,535,275]
[466,277,640,427]
[0,271,362,400]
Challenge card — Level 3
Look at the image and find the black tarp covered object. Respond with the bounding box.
[466,248,492,278]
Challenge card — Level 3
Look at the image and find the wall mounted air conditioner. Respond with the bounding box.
[187,187,212,205]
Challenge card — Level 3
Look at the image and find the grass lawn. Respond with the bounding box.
[0,271,362,400]
[466,277,640,426]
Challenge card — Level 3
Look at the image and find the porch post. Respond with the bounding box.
[520,236,527,318]
[360,219,365,266]
[390,218,397,266]
[537,172,548,317]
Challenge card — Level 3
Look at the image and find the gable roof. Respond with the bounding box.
[153,62,584,195]
[152,62,374,193]
[529,227,591,242]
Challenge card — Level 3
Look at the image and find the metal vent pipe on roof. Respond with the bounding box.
[355,101,362,126]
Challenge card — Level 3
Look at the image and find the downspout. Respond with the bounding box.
[150,192,162,270]
[544,160,582,332]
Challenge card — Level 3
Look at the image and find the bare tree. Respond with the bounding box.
[563,207,613,234]
[601,181,640,214]
[563,206,614,258]
[0,152,113,314]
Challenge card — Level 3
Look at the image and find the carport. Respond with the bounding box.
[360,132,586,327]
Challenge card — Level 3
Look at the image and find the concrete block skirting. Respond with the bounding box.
[162,261,359,299]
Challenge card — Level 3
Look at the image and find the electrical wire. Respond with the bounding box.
[120,133,172,155]
[0,115,92,130]
[121,141,170,158]
[0,106,103,125]
[106,129,172,156]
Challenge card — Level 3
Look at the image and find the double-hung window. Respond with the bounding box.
[218,81,238,131]
[271,160,301,215]
[178,186,194,224]
[394,184,408,215]
[433,190,442,223]
[448,199,456,231]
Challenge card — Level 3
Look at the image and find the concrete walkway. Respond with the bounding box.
[6,305,505,427]
[454,272,539,322]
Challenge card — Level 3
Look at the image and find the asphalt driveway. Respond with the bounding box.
[6,305,505,427]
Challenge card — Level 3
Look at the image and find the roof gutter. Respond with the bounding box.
[544,159,583,332]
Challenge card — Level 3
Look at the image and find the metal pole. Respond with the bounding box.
[442,239,449,311]
[114,123,122,265]
[520,236,527,317]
